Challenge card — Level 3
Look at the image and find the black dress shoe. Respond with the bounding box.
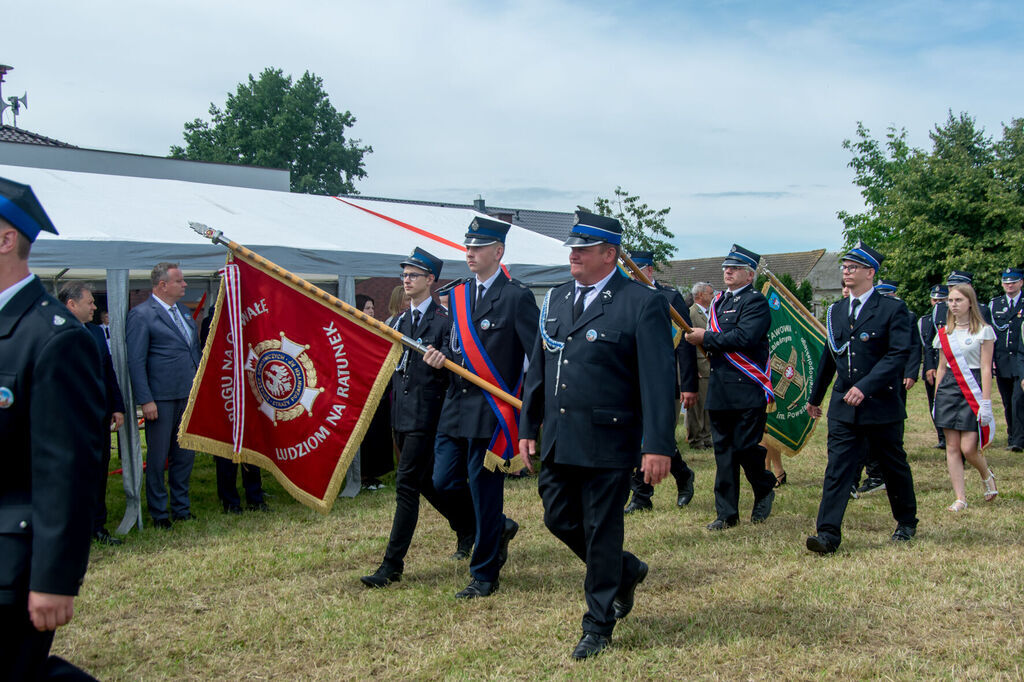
[172,512,197,522]
[248,501,270,512]
[1010,445,1023,453]
[455,578,498,599]
[751,490,775,524]
[152,518,172,530]
[360,566,402,589]
[891,524,916,543]
[571,633,610,660]
[93,528,123,546]
[706,518,736,531]
[450,536,474,561]
[933,442,946,450]
[613,561,648,619]
[624,499,653,515]
[806,535,837,554]
[223,503,244,515]
[497,518,518,570]
[676,470,695,507]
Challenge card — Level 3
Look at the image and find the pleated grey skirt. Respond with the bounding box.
[933,369,982,431]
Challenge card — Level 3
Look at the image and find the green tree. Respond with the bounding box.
[839,112,1024,312]
[581,186,676,264]
[170,68,372,195]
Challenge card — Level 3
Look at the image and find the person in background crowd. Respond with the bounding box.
[357,293,396,490]
[685,282,714,451]
[385,285,409,325]
[763,441,786,487]
[99,309,112,351]
[988,267,1024,452]
[0,176,105,679]
[920,285,949,449]
[59,281,126,545]
[932,283,998,511]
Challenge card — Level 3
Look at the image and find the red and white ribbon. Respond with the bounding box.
[220,263,245,454]
[937,328,994,449]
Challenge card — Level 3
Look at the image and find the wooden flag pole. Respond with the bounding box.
[619,252,707,357]
[190,222,523,410]
[759,267,827,336]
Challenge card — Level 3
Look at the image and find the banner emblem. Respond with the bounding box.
[245,334,323,423]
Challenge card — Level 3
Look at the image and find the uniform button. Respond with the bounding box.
[462,388,468,394]
[559,408,565,414]
[560,384,566,389]
[403,390,409,395]
[567,336,573,342]
[612,417,618,423]
[563,359,569,365]
[19,521,28,529]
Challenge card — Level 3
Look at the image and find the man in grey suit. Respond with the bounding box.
[686,282,714,450]
[127,262,201,528]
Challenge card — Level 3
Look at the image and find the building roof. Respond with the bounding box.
[340,195,575,242]
[0,125,75,147]
[657,248,828,289]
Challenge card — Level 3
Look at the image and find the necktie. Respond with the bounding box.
[411,309,421,332]
[476,284,485,310]
[719,291,733,309]
[170,305,190,341]
[850,298,861,328]
[573,286,593,323]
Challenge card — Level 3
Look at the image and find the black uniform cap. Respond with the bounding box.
[0,176,58,242]
[400,247,443,279]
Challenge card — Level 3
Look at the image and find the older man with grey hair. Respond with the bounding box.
[686,282,714,450]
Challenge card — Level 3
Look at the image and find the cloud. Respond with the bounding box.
[691,191,795,199]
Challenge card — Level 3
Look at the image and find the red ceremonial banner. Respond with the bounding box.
[179,257,402,513]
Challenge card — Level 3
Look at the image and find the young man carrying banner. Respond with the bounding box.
[684,245,777,531]
[422,218,539,599]
[361,248,476,588]
[805,242,917,554]
[517,211,676,660]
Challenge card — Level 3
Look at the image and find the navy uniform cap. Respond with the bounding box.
[564,210,622,247]
[875,279,898,295]
[400,247,443,279]
[722,244,759,269]
[1001,267,1023,282]
[464,217,511,247]
[930,284,949,299]
[946,270,973,285]
[842,240,884,270]
[0,176,58,242]
[630,250,655,268]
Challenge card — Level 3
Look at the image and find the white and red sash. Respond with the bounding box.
[937,328,994,449]
[708,292,774,403]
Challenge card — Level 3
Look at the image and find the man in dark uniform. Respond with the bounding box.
[685,245,777,531]
[361,247,476,588]
[518,211,676,660]
[423,217,539,599]
[806,242,916,554]
[934,270,992,325]
[59,281,127,545]
[920,284,948,449]
[0,177,105,679]
[623,250,698,512]
[855,280,921,495]
[989,267,1024,452]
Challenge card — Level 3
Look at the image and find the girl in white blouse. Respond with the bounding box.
[932,284,998,510]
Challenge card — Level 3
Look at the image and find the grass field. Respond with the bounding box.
[56,387,1024,680]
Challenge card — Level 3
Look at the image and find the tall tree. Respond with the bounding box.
[582,186,676,265]
[170,68,372,195]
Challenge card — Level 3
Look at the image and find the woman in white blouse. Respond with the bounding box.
[932,284,998,511]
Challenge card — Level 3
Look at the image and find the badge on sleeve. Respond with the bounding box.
[480,319,491,330]
[53,315,66,326]
[0,386,13,409]
[859,332,869,342]
[586,329,598,342]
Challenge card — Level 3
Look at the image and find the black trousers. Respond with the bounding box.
[93,428,112,534]
[539,462,644,637]
[995,375,1024,448]
[708,407,776,523]
[215,458,264,508]
[816,419,918,546]
[381,431,475,573]
[924,377,945,444]
[629,448,692,504]
[0,604,97,680]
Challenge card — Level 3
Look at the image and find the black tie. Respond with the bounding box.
[411,309,421,333]
[573,286,593,323]
[850,298,861,328]
[476,284,485,310]
[719,291,733,309]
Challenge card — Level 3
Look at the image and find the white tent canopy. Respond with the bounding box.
[4,164,570,283]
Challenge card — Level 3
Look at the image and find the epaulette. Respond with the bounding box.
[35,297,74,330]
[509,278,531,290]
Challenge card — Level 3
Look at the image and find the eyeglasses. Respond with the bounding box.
[839,264,862,273]
[399,272,427,280]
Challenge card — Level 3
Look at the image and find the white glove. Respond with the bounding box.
[979,399,994,425]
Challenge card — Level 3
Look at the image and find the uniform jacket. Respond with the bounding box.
[653,281,698,393]
[919,312,940,376]
[689,302,711,379]
[701,285,772,411]
[0,277,105,604]
[900,302,922,381]
[126,296,201,404]
[989,294,1024,378]
[519,270,676,468]
[809,292,912,424]
[87,322,125,418]
[437,272,539,439]
[390,300,450,433]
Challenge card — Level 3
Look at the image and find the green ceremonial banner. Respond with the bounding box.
[761,273,827,455]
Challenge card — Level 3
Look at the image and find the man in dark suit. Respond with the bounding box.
[361,247,476,588]
[989,267,1024,452]
[623,250,698,511]
[685,245,777,531]
[423,218,539,599]
[59,281,127,545]
[0,177,105,679]
[805,242,916,554]
[920,284,948,449]
[686,282,715,450]
[126,262,202,528]
[519,211,676,660]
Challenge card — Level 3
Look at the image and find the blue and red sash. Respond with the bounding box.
[708,292,774,403]
[450,281,523,472]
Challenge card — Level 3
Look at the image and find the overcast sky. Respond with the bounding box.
[4,0,1023,257]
